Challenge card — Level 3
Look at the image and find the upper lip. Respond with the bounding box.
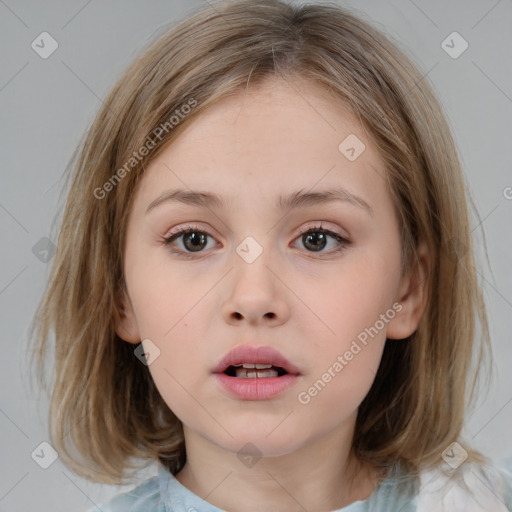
[212,345,302,375]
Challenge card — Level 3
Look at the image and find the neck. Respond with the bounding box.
[174,419,380,512]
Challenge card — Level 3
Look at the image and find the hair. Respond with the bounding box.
[29,0,492,485]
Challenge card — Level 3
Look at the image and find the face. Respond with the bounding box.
[116,76,423,458]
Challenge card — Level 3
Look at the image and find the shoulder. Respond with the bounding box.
[416,457,512,512]
[87,475,162,512]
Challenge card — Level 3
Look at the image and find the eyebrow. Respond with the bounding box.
[145,187,373,217]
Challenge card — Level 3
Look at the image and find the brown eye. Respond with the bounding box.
[164,226,216,257]
[294,226,350,255]
[302,231,328,251]
[178,231,207,252]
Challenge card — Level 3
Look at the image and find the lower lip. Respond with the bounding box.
[213,373,300,400]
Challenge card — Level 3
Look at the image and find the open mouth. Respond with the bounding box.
[213,351,301,399]
[223,363,289,378]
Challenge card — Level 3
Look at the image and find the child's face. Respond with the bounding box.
[117,76,419,459]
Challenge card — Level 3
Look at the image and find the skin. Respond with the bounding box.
[116,76,429,511]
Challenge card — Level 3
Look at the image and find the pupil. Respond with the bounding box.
[184,232,206,252]
[304,232,326,251]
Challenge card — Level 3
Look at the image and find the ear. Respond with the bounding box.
[115,290,141,344]
[386,240,430,340]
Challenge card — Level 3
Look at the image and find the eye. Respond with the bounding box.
[164,225,217,258]
[293,224,351,255]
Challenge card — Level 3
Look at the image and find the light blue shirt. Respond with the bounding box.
[90,458,512,511]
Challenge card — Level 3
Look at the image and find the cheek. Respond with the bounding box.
[126,257,215,398]
[297,315,387,420]
[144,356,202,428]
[298,255,398,398]
[308,252,399,340]
[139,313,210,426]
[125,245,210,336]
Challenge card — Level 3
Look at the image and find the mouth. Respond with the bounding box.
[212,344,302,378]
[212,345,301,400]
[223,363,290,378]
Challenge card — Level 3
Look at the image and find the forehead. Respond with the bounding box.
[176,76,362,152]
[133,76,390,217]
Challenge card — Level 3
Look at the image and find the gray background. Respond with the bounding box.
[1,0,511,510]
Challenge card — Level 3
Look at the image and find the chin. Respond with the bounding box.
[212,427,305,459]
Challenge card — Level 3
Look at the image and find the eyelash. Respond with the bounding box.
[163,223,351,260]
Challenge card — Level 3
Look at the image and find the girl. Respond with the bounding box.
[30,0,512,510]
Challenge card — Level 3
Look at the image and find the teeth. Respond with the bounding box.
[235,368,279,378]
[233,363,273,369]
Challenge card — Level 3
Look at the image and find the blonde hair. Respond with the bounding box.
[29,0,491,485]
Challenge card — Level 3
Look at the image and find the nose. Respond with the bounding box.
[221,245,290,327]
